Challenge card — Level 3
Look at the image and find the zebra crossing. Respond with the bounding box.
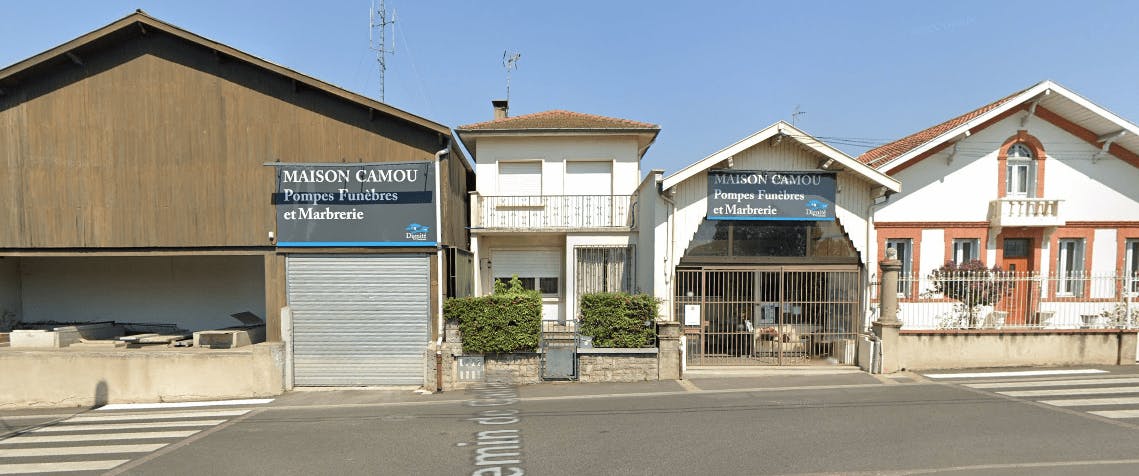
[927,369,1139,421]
[0,399,271,474]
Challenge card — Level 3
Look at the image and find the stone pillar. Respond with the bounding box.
[872,250,903,373]
[657,321,681,380]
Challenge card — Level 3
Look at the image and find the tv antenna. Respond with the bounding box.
[792,105,806,126]
[503,50,521,101]
[369,0,396,101]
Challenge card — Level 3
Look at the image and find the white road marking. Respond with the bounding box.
[0,460,129,474]
[966,377,1139,389]
[925,369,1107,379]
[1089,409,1139,419]
[999,386,1139,398]
[0,443,167,457]
[31,419,226,433]
[2,430,200,444]
[96,398,273,411]
[66,409,249,423]
[1039,397,1139,407]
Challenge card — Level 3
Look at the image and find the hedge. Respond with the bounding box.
[579,292,659,348]
[443,276,541,353]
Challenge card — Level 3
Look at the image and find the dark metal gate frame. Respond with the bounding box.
[541,321,578,379]
[676,265,862,366]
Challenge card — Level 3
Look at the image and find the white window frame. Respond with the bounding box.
[886,239,913,297]
[1125,239,1139,294]
[1056,238,1085,297]
[952,238,980,264]
[1005,143,1035,197]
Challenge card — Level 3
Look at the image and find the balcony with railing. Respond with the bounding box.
[987,198,1064,229]
[472,194,635,231]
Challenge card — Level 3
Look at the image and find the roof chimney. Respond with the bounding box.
[492,99,509,120]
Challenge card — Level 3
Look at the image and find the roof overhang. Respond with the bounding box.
[456,128,660,160]
[877,80,1139,173]
[0,11,454,140]
[662,121,901,194]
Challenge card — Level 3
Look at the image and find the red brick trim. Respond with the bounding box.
[1036,106,1139,169]
[876,221,989,229]
[997,130,1047,198]
[944,227,990,266]
[889,105,1028,175]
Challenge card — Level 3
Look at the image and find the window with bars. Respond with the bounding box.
[575,246,635,294]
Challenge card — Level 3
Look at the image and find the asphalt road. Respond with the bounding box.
[7,369,1139,475]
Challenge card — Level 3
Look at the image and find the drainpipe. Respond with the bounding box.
[434,139,450,393]
[658,177,677,322]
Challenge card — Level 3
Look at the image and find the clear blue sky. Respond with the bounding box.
[3,1,1138,173]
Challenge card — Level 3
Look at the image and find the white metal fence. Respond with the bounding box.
[872,271,1139,330]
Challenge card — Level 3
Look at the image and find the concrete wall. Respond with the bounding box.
[17,255,265,332]
[472,136,642,195]
[578,351,658,383]
[0,343,285,408]
[893,330,1138,370]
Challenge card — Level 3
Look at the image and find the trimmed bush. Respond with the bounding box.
[444,276,541,353]
[579,292,659,348]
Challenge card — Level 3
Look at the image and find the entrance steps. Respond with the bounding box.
[684,365,864,378]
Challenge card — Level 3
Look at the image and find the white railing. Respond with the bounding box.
[474,194,635,230]
[872,271,1139,330]
[988,198,1064,228]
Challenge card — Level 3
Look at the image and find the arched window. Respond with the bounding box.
[1006,143,1036,197]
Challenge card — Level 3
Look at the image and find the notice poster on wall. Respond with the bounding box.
[684,304,701,326]
[706,170,836,221]
[271,162,436,246]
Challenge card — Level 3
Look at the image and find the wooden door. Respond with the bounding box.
[998,238,1034,324]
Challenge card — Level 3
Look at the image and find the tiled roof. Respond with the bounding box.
[857,87,1030,169]
[458,110,659,131]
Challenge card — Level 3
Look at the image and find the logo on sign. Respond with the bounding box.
[805,199,829,218]
[405,223,430,241]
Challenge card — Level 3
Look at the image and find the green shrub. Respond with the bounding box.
[444,276,541,353]
[579,292,659,348]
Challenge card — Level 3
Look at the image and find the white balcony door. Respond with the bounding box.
[566,161,613,227]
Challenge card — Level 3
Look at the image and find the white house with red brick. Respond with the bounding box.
[860,80,1139,329]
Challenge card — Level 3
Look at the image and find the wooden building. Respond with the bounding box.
[0,12,472,387]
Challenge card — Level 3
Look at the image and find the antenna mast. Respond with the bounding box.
[370,0,396,101]
[792,105,806,126]
[503,50,521,101]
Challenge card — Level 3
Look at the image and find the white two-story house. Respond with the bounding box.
[455,101,660,322]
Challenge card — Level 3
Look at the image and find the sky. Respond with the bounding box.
[3,1,1139,174]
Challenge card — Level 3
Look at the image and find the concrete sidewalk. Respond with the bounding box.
[267,366,886,409]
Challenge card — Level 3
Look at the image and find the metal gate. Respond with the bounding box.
[288,255,429,385]
[676,266,861,366]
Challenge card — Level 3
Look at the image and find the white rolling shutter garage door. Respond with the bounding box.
[288,255,429,386]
